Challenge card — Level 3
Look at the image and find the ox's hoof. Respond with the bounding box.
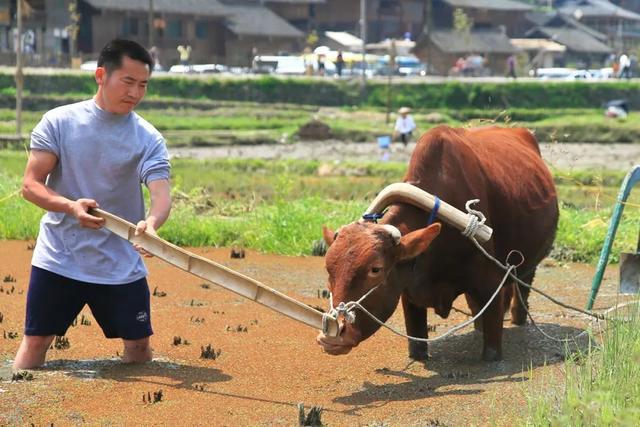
[511,309,528,326]
[473,318,483,332]
[481,347,502,362]
[408,342,429,361]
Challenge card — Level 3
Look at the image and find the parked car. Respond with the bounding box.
[396,56,427,76]
[168,63,227,74]
[533,67,612,80]
[251,55,307,75]
[80,60,97,71]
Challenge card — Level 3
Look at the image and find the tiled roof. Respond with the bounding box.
[557,0,640,22]
[430,29,518,54]
[84,0,227,16]
[443,0,533,11]
[526,26,613,53]
[222,3,303,37]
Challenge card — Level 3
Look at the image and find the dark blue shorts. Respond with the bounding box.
[25,266,153,340]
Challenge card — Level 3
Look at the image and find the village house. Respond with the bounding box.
[2,0,304,67]
[556,0,640,51]
[525,10,612,67]
[413,0,530,75]
[266,0,426,44]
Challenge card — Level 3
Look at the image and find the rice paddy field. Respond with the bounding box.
[1,99,639,426]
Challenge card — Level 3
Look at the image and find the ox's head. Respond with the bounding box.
[317,221,441,355]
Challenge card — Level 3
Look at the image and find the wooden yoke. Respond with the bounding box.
[364,183,493,243]
[90,208,340,337]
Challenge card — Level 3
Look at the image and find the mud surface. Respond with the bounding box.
[0,240,632,426]
[170,141,640,171]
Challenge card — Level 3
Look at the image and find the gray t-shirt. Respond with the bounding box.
[30,99,170,284]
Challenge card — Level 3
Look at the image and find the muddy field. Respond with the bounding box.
[0,239,633,426]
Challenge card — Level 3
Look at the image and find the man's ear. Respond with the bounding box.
[322,225,336,247]
[397,223,441,262]
[95,67,105,85]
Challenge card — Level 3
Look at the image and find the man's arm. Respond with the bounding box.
[142,179,171,233]
[133,179,171,257]
[22,150,104,229]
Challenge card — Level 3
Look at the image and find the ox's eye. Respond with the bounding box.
[371,266,382,274]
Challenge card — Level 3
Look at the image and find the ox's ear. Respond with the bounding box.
[397,223,441,262]
[322,225,336,247]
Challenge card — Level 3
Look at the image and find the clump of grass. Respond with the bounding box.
[527,303,640,426]
[2,154,640,261]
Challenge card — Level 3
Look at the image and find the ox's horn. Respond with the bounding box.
[381,224,401,244]
[364,183,493,243]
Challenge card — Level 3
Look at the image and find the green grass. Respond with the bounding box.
[2,152,640,259]
[0,171,43,239]
[527,304,640,426]
[2,105,640,145]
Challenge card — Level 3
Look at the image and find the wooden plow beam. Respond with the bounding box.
[90,208,340,337]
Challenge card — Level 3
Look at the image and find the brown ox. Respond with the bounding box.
[317,125,558,361]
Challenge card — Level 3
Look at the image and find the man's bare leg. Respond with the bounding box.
[13,335,55,369]
[122,337,152,363]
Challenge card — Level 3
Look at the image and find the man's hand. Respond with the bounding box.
[69,199,105,229]
[133,220,156,258]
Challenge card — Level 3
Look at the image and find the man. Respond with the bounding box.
[506,54,517,79]
[394,106,417,147]
[619,53,631,79]
[177,44,192,69]
[13,39,171,369]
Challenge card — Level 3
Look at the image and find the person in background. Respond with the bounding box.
[506,54,517,79]
[335,51,345,77]
[149,46,160,71]
[394,106,417,147]
[13,39,171,369]
[317,54,326,76]
[619,53,631,79]
[177,44,192,69]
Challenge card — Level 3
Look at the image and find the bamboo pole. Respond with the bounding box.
[90,208,340,337]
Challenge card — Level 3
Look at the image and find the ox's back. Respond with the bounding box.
[403,125,558,268]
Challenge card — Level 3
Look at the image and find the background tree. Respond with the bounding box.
[453,8,473,47]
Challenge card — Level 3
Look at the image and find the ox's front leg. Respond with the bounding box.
[401,292,429,360]
[480,288,506,361]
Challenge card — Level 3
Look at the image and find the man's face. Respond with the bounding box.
[95,56,150,115]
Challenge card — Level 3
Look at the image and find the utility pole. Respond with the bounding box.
[16,0,23,138]
[148,0,154,48]
[360,0,367,87]
[423,0,433,74]
[385,40,396,124]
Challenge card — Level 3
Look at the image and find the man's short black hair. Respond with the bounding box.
[97,39,154,74]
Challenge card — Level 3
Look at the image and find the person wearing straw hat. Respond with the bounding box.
[394,106,417,147]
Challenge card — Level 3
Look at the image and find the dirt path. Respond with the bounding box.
[170,142,640,171]
[0,240,633,426]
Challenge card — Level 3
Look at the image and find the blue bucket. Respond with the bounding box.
[377,135,391,148]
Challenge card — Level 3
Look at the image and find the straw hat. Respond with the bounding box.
[398,107,411,114]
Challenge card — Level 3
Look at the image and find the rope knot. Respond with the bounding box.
[462,199,487,239]
[329,301,356,324]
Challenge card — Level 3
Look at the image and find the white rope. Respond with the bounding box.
[324,266,514,343]
[462,199,486,238]
[321,198,638,346]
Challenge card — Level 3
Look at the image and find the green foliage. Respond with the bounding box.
[527,305,640,426]
[2,153,640,259]
[160,197,363,255]
[3,71,640,109]
[0,171,43,239]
